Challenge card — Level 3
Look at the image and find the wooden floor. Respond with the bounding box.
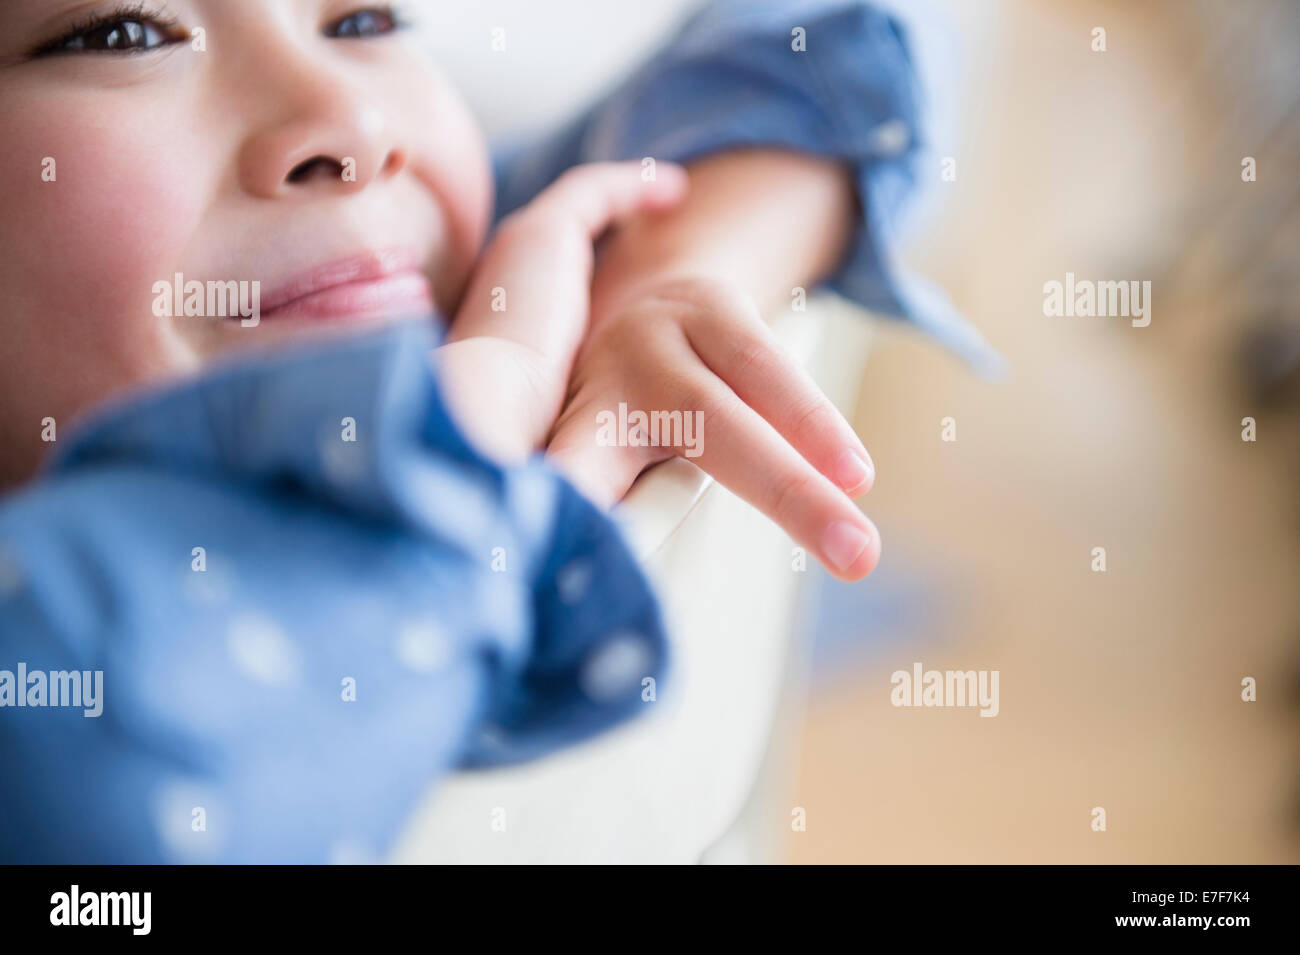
[785,0,1300,863]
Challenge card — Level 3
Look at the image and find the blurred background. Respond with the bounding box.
[424,0,1300,862]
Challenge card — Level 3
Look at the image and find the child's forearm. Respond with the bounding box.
[589,148,857,326]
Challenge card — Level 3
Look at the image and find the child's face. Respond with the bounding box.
[0,1,492,484]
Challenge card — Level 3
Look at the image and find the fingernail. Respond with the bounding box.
[822,520,871,572]
[832,448,874,494]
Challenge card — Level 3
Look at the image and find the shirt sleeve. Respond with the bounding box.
[493,0,1002,377]
[0,320,668,863]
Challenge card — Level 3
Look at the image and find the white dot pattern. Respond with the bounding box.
[227,613,302,686]
[394,619,452,673]
[579,632,652,703]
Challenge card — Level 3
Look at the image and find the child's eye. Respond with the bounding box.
[35,6,183,57]
[327,7,408,39]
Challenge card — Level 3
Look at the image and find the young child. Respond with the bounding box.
[0,0,992,862]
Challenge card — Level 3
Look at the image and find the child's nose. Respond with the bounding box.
[237,94,407,199]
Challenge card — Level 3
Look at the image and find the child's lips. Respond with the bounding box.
[258,249,433,322]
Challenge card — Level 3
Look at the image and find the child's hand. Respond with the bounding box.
[545,278,880,581]
[435,162,687,463]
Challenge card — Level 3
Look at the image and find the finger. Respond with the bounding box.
[546,394,665,508]
[679,284,874,497]
[528,160,689,235]
[448,162,688,359]
[669,370,880,581]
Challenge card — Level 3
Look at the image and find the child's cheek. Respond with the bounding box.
[396,67,493,314]
[414,134,491,315]
[0,108,202,373]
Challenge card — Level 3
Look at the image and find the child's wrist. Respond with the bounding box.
[589,148,856,326]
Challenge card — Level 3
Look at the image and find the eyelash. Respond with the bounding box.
[33,3,180,57]
[32,3,411,58]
